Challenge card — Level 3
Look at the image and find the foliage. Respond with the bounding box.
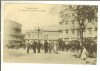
[83,38,97,58]
[83,38,97,51]
[75,5,98,22]
[59,5,98,46]
[69,40,79,45]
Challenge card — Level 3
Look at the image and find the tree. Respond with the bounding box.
[75,5,98,47]
[59,5,98,48]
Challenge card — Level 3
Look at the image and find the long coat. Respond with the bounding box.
[54,44,59,54]
[44,41,49,53]
[44,41,49,49]
[81,48,87,59]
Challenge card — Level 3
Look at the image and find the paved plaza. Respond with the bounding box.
[3,48,96,64]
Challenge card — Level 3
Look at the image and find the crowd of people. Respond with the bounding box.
[4,39,97,64]
[26,40,59,54]
[5,39,97,59]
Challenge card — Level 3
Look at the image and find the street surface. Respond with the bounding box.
[3,48,96,64]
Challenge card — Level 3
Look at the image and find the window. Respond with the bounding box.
[59,30,63,33]
[72,20,75,24]
[14,36,16,39]
[88,28,92,35]
[65,21,68,25]
[65,22,68,25]
[71,29,75,34]
[95,27,97,31]
[28,33,30,38]
[65,30,68,34]
[44,35,48,40]
[71,38,74,39]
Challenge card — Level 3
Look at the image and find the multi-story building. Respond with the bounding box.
[25,5,97,44]
[4,20,22,46]
[25,28,60,44]
[59,5,97,43]
[25,21,97,44]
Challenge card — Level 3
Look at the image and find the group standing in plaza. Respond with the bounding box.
[5,39,97,61]
[26,40,59,54]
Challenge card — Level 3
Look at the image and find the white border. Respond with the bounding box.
[1,1,100,71]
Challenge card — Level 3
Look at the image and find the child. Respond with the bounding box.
[81,46,87,63]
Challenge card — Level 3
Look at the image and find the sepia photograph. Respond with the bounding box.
[3,3,98,65]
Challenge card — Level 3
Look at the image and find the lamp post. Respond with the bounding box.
[37,25,40,41]
[35,14,40,42]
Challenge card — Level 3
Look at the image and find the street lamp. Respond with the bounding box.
[35,14,41,42]
[37,25,40,41]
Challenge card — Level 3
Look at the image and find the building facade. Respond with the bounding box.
[4,20,22,46]
[25,5,97,44]
[25,29,60,44]
[25,22,97,44]
[59,5,97,43]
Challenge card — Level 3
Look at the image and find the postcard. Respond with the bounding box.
[1,1,100,71]
[2,3,98,65]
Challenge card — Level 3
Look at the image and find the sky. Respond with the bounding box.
[5,4,63,32]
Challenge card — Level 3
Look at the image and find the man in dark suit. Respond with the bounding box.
[37,40,42,53]
[44,40,49,53]
[32,40,37,53]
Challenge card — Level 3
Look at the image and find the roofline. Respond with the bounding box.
[5,19,22,26]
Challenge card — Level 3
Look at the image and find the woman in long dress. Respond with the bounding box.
[54,43,59,54]
[81,46,87,61]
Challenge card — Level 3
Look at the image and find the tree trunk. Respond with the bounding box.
[80,28,83,47]
[79,20,84,48]
[79,22,84,56]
